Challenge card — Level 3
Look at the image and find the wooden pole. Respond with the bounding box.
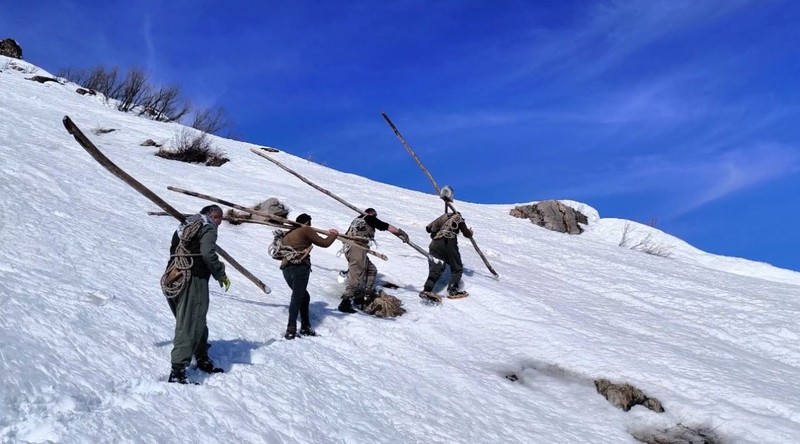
[381,112,440,192]
[381,112,499,278]
[249,148,442,265]
[62,116,271,294]
[250,148,363,214]
[166,186,388,261]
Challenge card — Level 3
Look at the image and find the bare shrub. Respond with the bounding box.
[58,65,121,101]
[619,223,673,258]
[156,129,229,166]
[58,64,230,128]
[305,152,327,166]
[117,68,150,112]
[191,106,232,136]
[4,59,38,74]
[59,65,191,122]
[85,66,120,99]
[142,84,192,122]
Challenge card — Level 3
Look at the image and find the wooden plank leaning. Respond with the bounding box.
[249,147,443,265]
[61,116,271,294]
[381,112,499,278]
[166,186,388,261]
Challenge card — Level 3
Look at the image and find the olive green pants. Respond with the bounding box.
[167,276,210,369]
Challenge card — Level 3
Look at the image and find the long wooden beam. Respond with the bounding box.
[62,116,271,293]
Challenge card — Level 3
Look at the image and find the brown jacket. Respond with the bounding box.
[280,225,338,268]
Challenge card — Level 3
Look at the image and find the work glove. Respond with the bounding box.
[396,229,409,243]
[219,275,231,292]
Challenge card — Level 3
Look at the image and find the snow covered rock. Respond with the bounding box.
[510,200,589,234]
[594,378,664,412]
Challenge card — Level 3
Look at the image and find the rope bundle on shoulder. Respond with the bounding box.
[433,212,464,239]
[269,229,312,264]
[161,219,203,298]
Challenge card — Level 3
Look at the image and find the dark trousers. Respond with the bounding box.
[167,276,210,369]
[424,238,463,292]
[282,263,312,328]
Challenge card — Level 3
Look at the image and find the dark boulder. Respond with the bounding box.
[0,39,22,59]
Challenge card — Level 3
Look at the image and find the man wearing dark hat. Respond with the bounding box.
[339,208,407,313]
[277,213,339,339]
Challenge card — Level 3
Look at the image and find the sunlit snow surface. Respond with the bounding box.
[1,56,799,443]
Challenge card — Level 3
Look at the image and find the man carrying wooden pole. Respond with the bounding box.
[337,208,407,313]
[381,112,499,279]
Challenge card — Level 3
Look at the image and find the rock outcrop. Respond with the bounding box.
[510,200,588,234]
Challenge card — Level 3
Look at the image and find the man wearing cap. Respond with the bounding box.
[339,208,407,313]
[278,213,339,339]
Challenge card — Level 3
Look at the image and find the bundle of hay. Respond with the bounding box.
[363,291,405,318]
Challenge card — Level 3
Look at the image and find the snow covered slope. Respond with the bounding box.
[1,56,799,443]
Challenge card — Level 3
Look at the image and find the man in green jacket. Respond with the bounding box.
[165,205,231,384]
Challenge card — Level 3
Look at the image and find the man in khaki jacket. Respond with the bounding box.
[339,208,406,313]
[278,213,338,339]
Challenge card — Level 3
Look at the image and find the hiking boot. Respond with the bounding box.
[350,292,364,309]
[196,357,224,374]
[338,298,357,314]
[168,367,197,385]
[447,288,468,299]
[284,325,297,340]
[299,325,318,337]
[419,290,441,303]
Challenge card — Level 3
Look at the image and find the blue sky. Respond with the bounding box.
[4,0,800,271]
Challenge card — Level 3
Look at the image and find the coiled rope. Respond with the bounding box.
[433,213,463,239]
[269,229,313,264]
[161,220,203,298]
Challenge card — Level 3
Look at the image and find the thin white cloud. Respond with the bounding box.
[496,0,756,86]
[555,142,800,217]
[142,15,157,78]
[675,143,800,215]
